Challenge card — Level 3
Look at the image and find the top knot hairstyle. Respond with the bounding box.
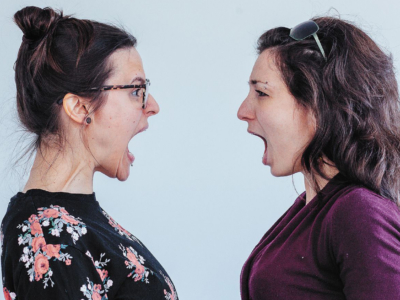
[14,6,136,153]
[257,17,400,204]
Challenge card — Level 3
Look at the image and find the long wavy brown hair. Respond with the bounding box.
[257,17,400,205]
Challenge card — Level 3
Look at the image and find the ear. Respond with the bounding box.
[62,93,90,125]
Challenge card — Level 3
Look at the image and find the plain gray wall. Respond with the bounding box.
[1,0,399,299]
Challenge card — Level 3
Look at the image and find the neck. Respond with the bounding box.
[23,143,95,194]
[302,161,339,205]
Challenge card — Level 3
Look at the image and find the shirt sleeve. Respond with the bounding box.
[113,270,176,300]
[330,189,400,299]
[14,245,107,300]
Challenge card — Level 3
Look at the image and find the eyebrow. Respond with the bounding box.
[249,79,268,85]
[130,76,145,84]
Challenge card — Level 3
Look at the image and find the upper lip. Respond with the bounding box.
[131,125,149,140]
[247,130,262,139]
[138,125,149,134]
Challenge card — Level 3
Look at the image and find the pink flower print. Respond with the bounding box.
[161,272,178,300]
[83,252,112,295]
[120,244,151,283]
[28,214,38,223]
[126,248,145,281]
[93,284,102,293]
[42,244,61,258]
[30,221,43,235]
[60,208,68,214]
[18,206,75,289]
[134,265,145,281]
[3,288,12,300]
[167,278,176,300]
[126,249,138,264]
[103,210,142,245]
[61,214,79,225]
[34,254,49,281]
[97,269,108,281]
[43,208,59,219]
[91,292,102,300]
[117,224,131,237]
[80,277,109,300]
[32,236,46,253]
[3,288,16,300]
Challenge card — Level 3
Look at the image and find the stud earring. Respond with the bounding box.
[86,117,92,124]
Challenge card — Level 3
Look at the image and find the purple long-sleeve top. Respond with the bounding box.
[240,173,400,300]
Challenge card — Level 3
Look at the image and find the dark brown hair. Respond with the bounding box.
[257,17,400,204]
[14,6,136,162]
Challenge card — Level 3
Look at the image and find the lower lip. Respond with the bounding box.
[127,148,135,164]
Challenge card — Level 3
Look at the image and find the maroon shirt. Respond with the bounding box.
[240,173,400,300]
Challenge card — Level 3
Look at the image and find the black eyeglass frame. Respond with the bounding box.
[289,20,327,61]
[57,79,151,109]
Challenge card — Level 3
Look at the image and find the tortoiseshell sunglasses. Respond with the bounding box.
[57,79,151,109]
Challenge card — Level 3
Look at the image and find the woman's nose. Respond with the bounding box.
[237,97,253,121]
[145,94,160,116]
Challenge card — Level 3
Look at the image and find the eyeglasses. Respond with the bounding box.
[57,79,151,109]
[289,20,327,61]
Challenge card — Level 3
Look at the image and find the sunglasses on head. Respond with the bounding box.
[289,20,327,61]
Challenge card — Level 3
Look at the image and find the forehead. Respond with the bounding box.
[250,49,281,86]
[106,47,144,83]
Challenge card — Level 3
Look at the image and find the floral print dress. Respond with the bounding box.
[1,189,178,300]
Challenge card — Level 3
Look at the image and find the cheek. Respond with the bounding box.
[258,108,314,154]
[285,110,316,163]
[126,110,143,129]
[258,110,289,143]
[295,109,316,145]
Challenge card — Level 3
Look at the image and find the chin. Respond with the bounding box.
[270,166,296,177]
[98,167,130,181]
[116,169,130,181]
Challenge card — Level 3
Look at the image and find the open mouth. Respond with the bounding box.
[127,125,149,165]
[248,131,268,165]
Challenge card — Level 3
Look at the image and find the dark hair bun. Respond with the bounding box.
[14,6,61,43]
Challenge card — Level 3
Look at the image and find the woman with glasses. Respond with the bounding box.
[1,6,178,300]
[238,17,400,299]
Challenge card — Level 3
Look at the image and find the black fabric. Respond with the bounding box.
[1,189,178,300]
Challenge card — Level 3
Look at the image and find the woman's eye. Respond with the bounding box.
[256,90,269,97]
[131,89,141,97]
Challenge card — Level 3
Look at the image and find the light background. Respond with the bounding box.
[0,1,399,299]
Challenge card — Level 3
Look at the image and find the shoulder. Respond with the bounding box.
[322,188,400,298]
[1,193,100,277]
[325,186,400,254]
[327,186,400,225]
[1,193,38,264]
[1,195,117,299]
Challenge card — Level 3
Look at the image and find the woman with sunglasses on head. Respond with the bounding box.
[238,17,400,300]
[1,6,178,300]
